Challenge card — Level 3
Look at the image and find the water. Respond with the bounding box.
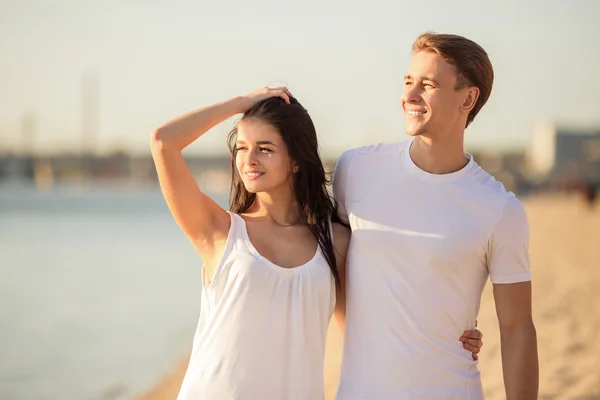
[0,184,227,400]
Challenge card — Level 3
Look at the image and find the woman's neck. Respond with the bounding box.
[251,191,300,226]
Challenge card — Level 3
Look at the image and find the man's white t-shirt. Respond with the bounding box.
[332,141,531,400]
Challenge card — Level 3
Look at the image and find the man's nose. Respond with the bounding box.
[402,85,421,104]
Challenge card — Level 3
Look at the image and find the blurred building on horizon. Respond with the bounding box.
[1,121,599,198]
[529,123,600,188]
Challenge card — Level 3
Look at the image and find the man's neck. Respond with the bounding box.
[409,135,469,175]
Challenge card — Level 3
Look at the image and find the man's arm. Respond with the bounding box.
[487,195,538,399]
[494,281,538,399]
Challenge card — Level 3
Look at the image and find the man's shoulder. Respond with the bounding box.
[337,141,408,165]
[466,160,517,200]
[340,141,407,157]
[464,161,526,221]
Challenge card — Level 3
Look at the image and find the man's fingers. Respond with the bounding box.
[461,337,483,348]
[462,329,482,339]
[463,342,480,354]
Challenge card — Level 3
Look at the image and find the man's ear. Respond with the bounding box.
[461,87,480,112]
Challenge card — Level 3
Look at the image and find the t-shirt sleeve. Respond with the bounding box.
[331,149,355,224]
[487,195,532,284]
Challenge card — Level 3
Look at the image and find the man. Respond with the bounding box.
[332,32,539,399]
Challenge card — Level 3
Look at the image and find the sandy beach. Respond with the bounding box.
[139,195,600,400]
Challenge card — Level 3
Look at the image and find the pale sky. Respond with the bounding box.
[1,0,599,157]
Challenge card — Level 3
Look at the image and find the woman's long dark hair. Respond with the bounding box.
[226,96,346,288]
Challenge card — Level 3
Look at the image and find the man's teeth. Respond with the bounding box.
[408,110,426,116]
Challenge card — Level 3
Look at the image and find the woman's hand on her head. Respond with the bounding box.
[235,86,293,113]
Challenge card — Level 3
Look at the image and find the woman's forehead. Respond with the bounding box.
[237,119,282,143]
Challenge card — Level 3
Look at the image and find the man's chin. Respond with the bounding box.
[404,129,423,137]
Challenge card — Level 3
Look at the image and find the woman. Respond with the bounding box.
[150,87,483,399]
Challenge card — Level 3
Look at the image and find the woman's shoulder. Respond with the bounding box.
[332,222,350,252]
